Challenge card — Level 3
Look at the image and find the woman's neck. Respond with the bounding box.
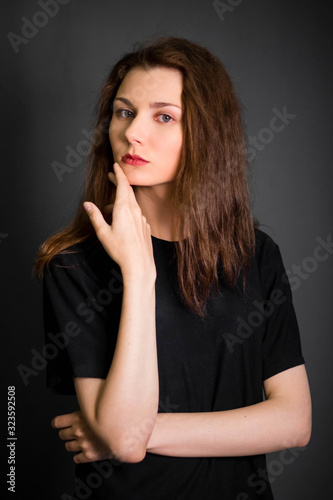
[133,184,176,241]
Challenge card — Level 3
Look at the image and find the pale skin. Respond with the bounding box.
[51,67,312,464]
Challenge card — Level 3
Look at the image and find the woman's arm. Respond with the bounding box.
[74,275,157,463]
[146,364,311,457]
[54,364,311,462]
[64,164,158,464]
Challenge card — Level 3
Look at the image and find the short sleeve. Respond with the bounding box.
[256,232,305,381]
[42,243,123,394]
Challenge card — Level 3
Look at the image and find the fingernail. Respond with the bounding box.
[84,202,92,212]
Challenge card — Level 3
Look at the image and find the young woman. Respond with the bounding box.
[35,37,311,499]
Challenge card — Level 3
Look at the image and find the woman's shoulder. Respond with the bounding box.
[47,237,116,284]
[49,238,104,266]
[251,227,291,294]
[254,227,280,256]
[253,227,285,274]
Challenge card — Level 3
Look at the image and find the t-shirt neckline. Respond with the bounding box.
[151,235,178,243]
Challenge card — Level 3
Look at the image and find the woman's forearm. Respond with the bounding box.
[146,365,311,458]
[98,273,158,458]
[75,272,158,462]
[146,398,311,458]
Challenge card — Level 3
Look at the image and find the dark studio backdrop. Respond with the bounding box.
[1,0,332,498]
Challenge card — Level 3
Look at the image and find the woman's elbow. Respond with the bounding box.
[117,446,146,464]
[105,436,147,463]
[93,415,147,463]
[294,417,312,448]
[289,408,312,449]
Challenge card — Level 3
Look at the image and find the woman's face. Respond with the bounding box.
[109,66,183,188]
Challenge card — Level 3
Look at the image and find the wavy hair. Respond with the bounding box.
[34,36,255,317]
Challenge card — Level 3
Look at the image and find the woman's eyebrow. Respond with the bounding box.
[150,101,182,109]
[113,97,133,107]
[114,97,181,109]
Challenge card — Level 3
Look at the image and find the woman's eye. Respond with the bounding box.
[116,109,134,119]
[157,114,173,123]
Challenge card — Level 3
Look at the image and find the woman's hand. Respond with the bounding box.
[84,163,156,283]
[52,411,113,464]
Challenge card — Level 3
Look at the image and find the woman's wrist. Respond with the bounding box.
[122,267,157,287]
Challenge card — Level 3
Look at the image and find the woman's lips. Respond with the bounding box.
[122,154,149,166]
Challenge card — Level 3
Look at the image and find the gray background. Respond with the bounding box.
[1,0,332,498]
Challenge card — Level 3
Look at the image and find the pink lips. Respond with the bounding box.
[122,154,149,166]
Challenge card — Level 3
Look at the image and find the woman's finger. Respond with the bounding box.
[112,163,138,205]
[51,411,81,429]
[73,448,114,464]
[73,452,90,464]
[83,202,112,241]
[65,440,81,453]
[58,427,75,441]
[73,452,85,464]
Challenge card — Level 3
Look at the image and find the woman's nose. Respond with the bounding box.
[124,115,147,145]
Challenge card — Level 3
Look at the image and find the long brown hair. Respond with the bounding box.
[34,36,255,317]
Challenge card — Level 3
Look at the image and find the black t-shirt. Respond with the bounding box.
[43,228,304,499]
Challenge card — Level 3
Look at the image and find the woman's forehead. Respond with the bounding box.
[116,66,183,106]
